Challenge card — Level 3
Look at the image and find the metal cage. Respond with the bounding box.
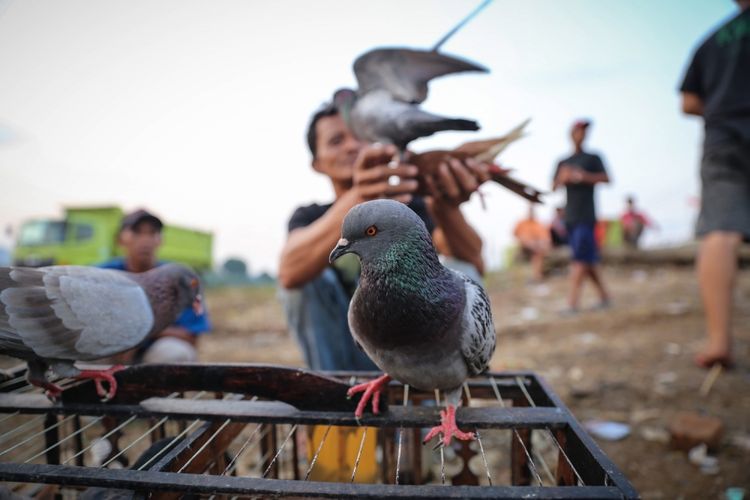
[0,363,638,499]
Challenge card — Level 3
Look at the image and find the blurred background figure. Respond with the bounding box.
[278,98,489,371]
[0,224,12,267]
[620,195,655,249]
[549,206,568,247]
[552,119,611,313]
[680,0,750,369]
[513,203,551,282]
[98,209,211,364]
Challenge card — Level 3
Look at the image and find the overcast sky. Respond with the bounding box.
[0,0,739,273]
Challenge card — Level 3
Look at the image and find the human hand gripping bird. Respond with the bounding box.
[411,119,544,204]
[333,47,487,156]
[329,200,496,446]
[0,263,203,401]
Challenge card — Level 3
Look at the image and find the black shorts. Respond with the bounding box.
[696,141,750,240]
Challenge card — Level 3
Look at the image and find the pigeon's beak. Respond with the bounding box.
[192,294,204,316]
[329,238,351,263]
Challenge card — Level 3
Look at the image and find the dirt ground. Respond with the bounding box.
[201,263,750,499]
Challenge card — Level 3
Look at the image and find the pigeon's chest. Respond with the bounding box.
[349,279,463,351]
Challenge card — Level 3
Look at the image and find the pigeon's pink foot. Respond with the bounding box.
[75,365,126,401]
[423,405,475,447]
[29,379,63,400]
[347,374,391,418]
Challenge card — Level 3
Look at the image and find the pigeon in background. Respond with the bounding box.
[0,263,203,400]
[333,47,487,153]
[410,119,545,203]
[330,199,496,446]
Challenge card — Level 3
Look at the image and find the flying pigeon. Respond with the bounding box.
[410,118,545,203]
[333,47,488,153]
[329,199,496,446]
[0,263,203,400]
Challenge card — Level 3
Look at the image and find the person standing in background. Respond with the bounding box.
[552,120,611,313]
[680,0,750,368]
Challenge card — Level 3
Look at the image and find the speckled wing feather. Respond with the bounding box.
[453,270,495,376]
[0,266,154,360]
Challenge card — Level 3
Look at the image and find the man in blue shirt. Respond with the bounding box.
[99,209,211,364]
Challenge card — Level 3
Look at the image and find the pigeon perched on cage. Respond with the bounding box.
[332,47,487,154]
[410,118,544,203]
[329,199,496,447]
[0,263,203,401]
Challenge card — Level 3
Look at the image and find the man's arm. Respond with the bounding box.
[681,91,704,116]
[422,157,490,275]
[278,145,418,289]
[552,163,567,190]
[279,189,362,289]
[568,168,609,186]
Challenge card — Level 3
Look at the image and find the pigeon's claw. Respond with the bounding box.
[423,405,475,447]
[75,365,126,402]
[29,380,63,401]
[347,374,391,419]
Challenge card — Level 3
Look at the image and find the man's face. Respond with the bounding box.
[312,114,363,182]
[119,222,162,267]
[571,127,586,148]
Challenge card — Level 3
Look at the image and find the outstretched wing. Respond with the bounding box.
[353,48,487,104]
[0,266,154,360]
[452,270,496,376]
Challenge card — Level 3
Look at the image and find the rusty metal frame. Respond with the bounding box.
[0,363,638,499]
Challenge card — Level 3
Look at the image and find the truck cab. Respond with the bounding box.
[13,206,212,271]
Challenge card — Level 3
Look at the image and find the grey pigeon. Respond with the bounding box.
[329,199,496,446]
[0,263,203,400]
[333,48,487,152]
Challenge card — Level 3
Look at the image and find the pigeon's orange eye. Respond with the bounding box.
[190,278,198,289]
[365,225,378,237]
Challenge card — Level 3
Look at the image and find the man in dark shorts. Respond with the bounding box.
[278,99,490,370]
[552,120,611,313]
[680,0,750,368]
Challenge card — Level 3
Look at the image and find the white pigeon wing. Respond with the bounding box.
[2,267,154,360]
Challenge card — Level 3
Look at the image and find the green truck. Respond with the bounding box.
[12,206,212,271]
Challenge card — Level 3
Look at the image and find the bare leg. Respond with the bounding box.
[531,250,545,282]
[586,264,610,303]
[696,231,742,366]
[568,262,587,309]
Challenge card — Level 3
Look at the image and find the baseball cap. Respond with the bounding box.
[120,209,163,232]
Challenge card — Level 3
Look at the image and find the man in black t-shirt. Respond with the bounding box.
[552,120,611,313]
[278,99,490,370]
[680,0,750,369]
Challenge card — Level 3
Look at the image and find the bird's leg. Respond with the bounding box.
[74,365,126,402]
[423,404,475,447]
[26,359,62,401]
[28,379,63,400]
[347,374,391,418]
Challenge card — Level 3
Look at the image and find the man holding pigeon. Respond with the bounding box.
[278,100,490,371]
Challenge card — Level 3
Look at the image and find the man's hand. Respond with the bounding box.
[554,164,588,188]
[422,157,491,207]
[352,144,419,203]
